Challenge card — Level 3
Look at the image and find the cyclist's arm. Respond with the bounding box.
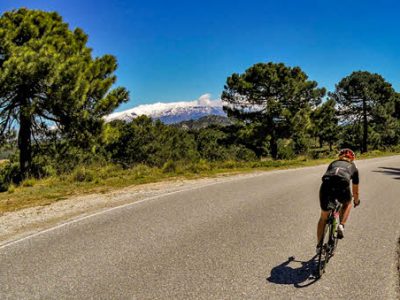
[352,183,359,202]
[351,166,360,204]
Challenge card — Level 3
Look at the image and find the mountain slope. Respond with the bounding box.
[173,115,233,130]
[105,94,226,124]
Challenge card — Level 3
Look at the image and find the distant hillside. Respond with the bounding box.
[173,115,233,130]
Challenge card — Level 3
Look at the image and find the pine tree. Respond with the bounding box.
[311,99,339,150]
[331,71,396,152]
[0,9,129,178]
[221,62,325,158]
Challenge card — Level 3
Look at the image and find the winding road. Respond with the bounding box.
[1,156,399,299]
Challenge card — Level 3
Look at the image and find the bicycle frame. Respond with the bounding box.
[317,199,342,278]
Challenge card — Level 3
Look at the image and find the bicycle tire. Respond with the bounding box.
[317,222,330,277]
[326,222,336,260]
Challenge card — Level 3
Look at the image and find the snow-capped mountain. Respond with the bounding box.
[105,94,226,124]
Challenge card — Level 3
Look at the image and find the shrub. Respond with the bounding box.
[227,145,257,162]
[187,159,211,173]
[220,160,239,169]
[71,167,95,182]
[309,148,331,159]
[130,164,153,178]
[22,178,36,187]
[98,164,123,179]
[7,184,16,193]
[0,162,21,192]
[162,160,177,173]
[31,155,57,178]
[277,139,295,160]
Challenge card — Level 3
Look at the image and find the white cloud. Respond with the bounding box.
[197,93,222,107]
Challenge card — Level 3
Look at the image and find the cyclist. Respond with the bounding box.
[317,148,360,253]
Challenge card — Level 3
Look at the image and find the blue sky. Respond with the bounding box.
[1,0,400,111]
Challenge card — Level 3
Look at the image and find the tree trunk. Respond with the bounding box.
[270,138,277,159]
[265,116,278,159]
[270,126,278,159]
[362,98,368,153]
[18,104,32,179]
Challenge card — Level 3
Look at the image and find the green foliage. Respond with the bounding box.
[276,139,295,160]
[226,144,257,161]
[129,164,154,180]
[71,167,96,182]
[311,99,339,150]
[0,162,20,191]
[31,155,57,178]
[0,8,129,177]
[188,159,211,173]
[331,71,397,152]
[222,62,325,159]
[338,124,362,150]
[30,139,108,176]
[0,130,17,159]
[105,116,199,168]
[291,108,313,154]
[22,178,36,187]
[174,115,233,130]
[196,128,229,161]
[234,122,270,157]
[162,160,178,173]
[97,164,123,179]
[308,148,333,160]
[7,184,16,193]
[0,10,399,192]
[158,125,199,164]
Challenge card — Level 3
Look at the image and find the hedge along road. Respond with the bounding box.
[1,156,399,299]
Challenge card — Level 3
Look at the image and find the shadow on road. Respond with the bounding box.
[373,167,400,180]
[266,255,319,288]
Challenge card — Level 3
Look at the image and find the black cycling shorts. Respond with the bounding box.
[319,177,352,211]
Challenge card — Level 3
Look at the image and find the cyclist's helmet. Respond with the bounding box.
[339,148,355,161]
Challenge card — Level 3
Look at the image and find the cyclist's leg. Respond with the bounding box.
[317,210,329,243]
[318,181,331,243]
[339,186,352,225]
[340,201,352,225]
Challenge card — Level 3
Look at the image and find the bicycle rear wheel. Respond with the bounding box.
[317,222,331,278]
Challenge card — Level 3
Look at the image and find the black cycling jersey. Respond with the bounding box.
[319,159,359,211]
[322,159,359,185]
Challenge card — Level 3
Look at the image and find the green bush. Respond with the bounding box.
[277,139,295,160]
[7,184,16,193]
[186,159,211,173]
[0,162,21,192]
[130,164,153,179]
[31,155,57,178]
[22,178,36,187]
[162,160,177,173]
[71,167,96,182]
[309,148,332,159]
[98,164,123,179]
[227,145,257,162]
[0,180,9,192]
[219,160,239,169]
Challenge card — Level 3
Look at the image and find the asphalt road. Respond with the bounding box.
[1,156,400,299]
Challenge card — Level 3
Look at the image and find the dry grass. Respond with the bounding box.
[0,151,397,213]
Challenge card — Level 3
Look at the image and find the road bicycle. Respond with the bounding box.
[316,199,342,278]
[316,198,361,278]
